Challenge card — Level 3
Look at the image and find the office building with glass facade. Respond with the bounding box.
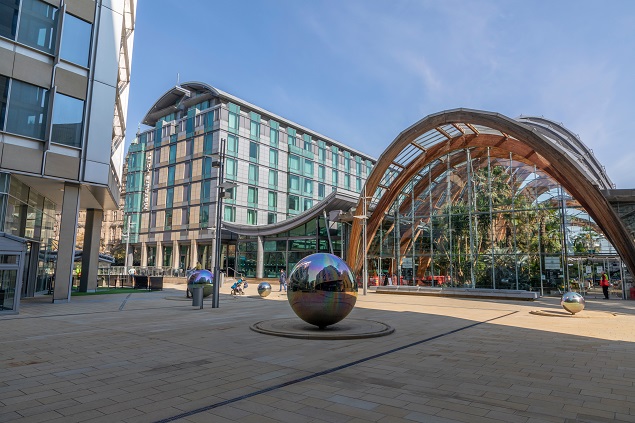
[0,0,136,310]
[125,82,375,279]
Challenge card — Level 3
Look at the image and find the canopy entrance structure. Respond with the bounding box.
[347,109,634,292]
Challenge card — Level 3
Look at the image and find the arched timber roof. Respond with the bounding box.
[347,108,635,279]
[223,190,358,237]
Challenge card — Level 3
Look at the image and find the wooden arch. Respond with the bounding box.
[347,109,635,280]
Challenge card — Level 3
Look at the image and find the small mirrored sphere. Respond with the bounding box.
[187,269,214,297]
[561,291,585,314]
[258,282,272,297]
[287,253,357,329]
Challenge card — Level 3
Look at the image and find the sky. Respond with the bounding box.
[125,0,635,188]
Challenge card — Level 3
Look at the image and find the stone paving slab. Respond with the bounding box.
[2,283,635,422]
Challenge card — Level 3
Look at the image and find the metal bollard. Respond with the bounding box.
[191,286,204,309]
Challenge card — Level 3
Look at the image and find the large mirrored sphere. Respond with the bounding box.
[258,282,272,297]
[561,291,585,314]
[187,269,214,297]
[287,253,357,329]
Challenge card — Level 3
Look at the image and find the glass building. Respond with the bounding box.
[348,110,635,296]
[0,0,136,311]
[125,82,375,278]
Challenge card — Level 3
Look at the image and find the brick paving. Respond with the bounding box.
[2,282,635,422]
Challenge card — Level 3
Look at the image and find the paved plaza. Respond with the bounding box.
[2,282,635,423]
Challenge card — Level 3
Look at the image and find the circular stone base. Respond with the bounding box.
[250,318,394,340]
[530,310,617,318]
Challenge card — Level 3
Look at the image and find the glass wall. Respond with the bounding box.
[366,148,611,293]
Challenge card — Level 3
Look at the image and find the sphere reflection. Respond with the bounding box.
[187,269,214,297]
[258,282,272,297]
[561,291,585,314]
[287,253,357,329]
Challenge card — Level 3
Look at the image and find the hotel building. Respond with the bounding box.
[125,82,375,279]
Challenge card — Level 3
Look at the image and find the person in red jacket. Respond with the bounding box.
[600,273,610,299]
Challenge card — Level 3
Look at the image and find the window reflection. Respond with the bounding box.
[17,0,58,55]
[6,79,49,140]
[0,75,7,130]
[51,93,84,147]
[60,13,91,67]
[0,0,20,40]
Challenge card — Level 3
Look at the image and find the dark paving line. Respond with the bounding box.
[154,310,518,423]
[119,293,133,310]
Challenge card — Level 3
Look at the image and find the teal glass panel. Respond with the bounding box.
[199,205,209,228]
[268,170,277,188]
[248,164,258,184]
[268,191,277,210]
[288,155,300,173]
[289,175,300,193]
[203,133,213,154]
[227,134,238,157]
[247,209,257,225]
[249,141,259,162]
[318,165,325,181]
[166,187,174,208]
[303,160,313,176]
[224,205,236,222]
[225,158,237,180]
[169,144,177,164]
[247,186,258,205]
[303,178,313,195]
[269,149,278,168]
[167,166,175,185]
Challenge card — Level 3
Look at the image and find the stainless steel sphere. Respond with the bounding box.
[287,253,357,329]
[561,291,585,314]
[258,282,272,297]
[187,269,214,297]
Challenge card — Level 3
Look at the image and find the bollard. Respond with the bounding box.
[191,286,204,309]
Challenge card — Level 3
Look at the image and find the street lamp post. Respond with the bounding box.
[354,185,370,296]
[209,138,237,308]
[123,218,133,284]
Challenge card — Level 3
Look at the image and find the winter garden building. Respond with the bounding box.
[0,0,136,311]
[124,82,375,279]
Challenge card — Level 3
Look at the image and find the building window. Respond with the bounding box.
[268,170,277,187]
[0,0,20,39]
[167,166,175,185]
[201,180,211,201]
[199,205,209,228]
[288,195,300,213]
[0,76,7,129]
[318,165,325,181]
[166,187,174,208]
[248,164,258,185]
[356,159,362,175]
[344,174,351,190]
[344,153,351,172]
[18,0,59,55]
[249,141,259,162]
[303,198,313,210]
[303,178,313,195]
[332,170,338,186]
[267,213,276,224]
[202,156,212,178]
[356,177,362,193]
[270,124,279,146]
[249,112,260,140]
[288,155,300,173]
[169,144,177,164]
[225,158,237,180]
[203,133,213,155]
[331,146,339,168]
[165,210,173,230]
[289,175,300,193]
[60,13,91,67]
[268,191,277,209]
[303,159,313,177]
[318,183,325,199]
[269,149,278,168]
[227,134,238,157]
[6,79,49,140]
[247,209,257,225]
[224,205,236,222]
[247,186,258,205]
[287,127,296,147]
[303,134,312,152]
[51,92,85,146]
[318,142,326,162]
[228,103,239,133]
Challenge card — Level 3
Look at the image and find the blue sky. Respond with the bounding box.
[126,0,635,187]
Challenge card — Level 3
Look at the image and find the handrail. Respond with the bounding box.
[225,266,243,278]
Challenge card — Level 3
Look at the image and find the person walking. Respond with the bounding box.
[600,272,610,299]
[279,269,287,292]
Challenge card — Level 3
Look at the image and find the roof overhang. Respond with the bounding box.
[222,190,359,237]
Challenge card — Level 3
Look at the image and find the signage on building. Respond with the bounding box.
[544,256,561,270]
[402,258,413,269]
